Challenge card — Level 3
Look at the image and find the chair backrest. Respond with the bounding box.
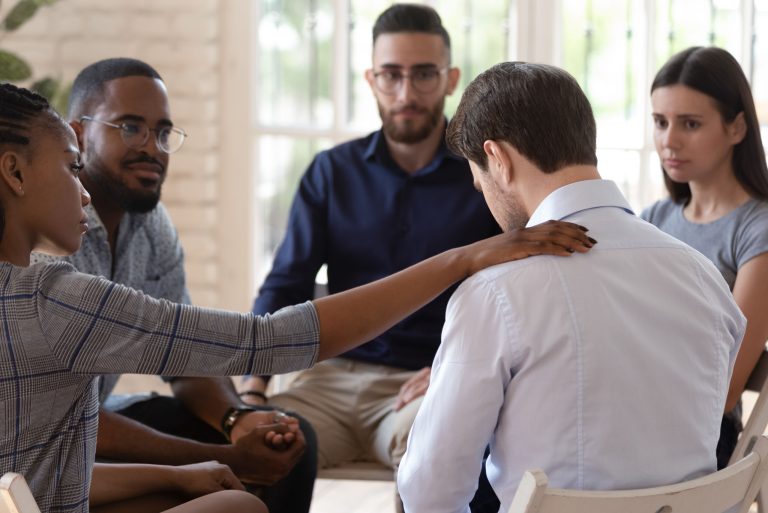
[508,435,768,513]
[0,473,41,513]
[730,348,768,465]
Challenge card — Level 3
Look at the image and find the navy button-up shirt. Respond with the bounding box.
[253,128,501,369]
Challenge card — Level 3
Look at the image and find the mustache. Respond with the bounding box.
[123,155,165,170]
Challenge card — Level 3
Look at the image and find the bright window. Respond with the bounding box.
[251,0,768,288]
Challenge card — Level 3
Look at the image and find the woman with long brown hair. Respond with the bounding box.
[643,46,768,468]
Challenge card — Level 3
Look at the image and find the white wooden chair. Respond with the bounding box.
[731,348,768,464]
[730,347,768,512]
[0,473,41,513]
[507,434,768,513]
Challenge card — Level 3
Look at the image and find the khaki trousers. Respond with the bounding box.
[268,358,423,471]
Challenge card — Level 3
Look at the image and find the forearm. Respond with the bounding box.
[89,463,180,506]
[725,254,768,411]
[96,409,226,465]
[238,376,269,405]
[314,247,467,360]
[726,328,768,411]
[171,377,241,433]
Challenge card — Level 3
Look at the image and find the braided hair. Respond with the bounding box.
[0,82,58,240]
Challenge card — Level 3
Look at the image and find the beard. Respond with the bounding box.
[379,96,445,144]
[502,190,530,231]
[83,153,164,214]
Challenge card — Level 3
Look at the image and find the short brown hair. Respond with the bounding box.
[373,3,450,50]
[447,62,597,173]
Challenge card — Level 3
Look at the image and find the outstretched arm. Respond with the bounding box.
[37,221,590,385]
[314,220,593,360]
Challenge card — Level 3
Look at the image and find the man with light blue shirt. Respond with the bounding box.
[398,62,746,513]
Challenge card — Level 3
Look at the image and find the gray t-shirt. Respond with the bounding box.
[641,198,768,290]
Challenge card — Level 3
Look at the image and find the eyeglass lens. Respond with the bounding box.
[121,123,185,153]
[374,67,444,94]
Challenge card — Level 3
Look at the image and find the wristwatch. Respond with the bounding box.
[221,406,258,441]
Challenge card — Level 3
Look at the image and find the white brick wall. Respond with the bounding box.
[2,0,254,310]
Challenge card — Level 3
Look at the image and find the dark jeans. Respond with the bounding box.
[116,396,318,513]
[469,453,501,513]
[717,405,743,470]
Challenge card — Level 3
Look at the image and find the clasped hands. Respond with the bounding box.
[226,409,306,486]
[230,409,299,449]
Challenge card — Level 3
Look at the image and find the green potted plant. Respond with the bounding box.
[0,0,68,112]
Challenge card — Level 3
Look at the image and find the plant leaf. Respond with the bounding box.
[31,76,58,100]
[0,50,32,81]
[3,0,40,31]
[52,80,71,115]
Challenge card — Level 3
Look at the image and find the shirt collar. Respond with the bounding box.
[84,203,106,233]
[527,179,634,227]
[84,202,150,235]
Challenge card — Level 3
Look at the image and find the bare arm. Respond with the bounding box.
[725,253,768,411]
[96,409,223,466]
[238,376,268,406]
[314,221,593,361]
[96,406,304,486]
[171,377,299,445]
[170,377,247,434]
[89,461,244,506]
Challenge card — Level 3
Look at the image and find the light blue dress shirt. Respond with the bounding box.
[398,179,745,513]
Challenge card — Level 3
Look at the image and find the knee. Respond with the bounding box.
[273,408,319,468]
[211,490,268,513]
[295,414,318,458]
[389,400,423,464]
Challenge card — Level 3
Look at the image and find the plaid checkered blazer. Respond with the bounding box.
[0,261,319,512]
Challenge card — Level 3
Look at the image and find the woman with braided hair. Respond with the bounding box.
[0,82,594,512]
[0,83,269,513]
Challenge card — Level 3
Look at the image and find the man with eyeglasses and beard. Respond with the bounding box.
[32,57,318,513]
[241,4,502,511]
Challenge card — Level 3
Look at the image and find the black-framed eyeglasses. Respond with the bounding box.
[80,116,187,154]
[372,67,448,95]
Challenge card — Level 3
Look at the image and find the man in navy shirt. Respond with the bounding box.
[242,3,500,502]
